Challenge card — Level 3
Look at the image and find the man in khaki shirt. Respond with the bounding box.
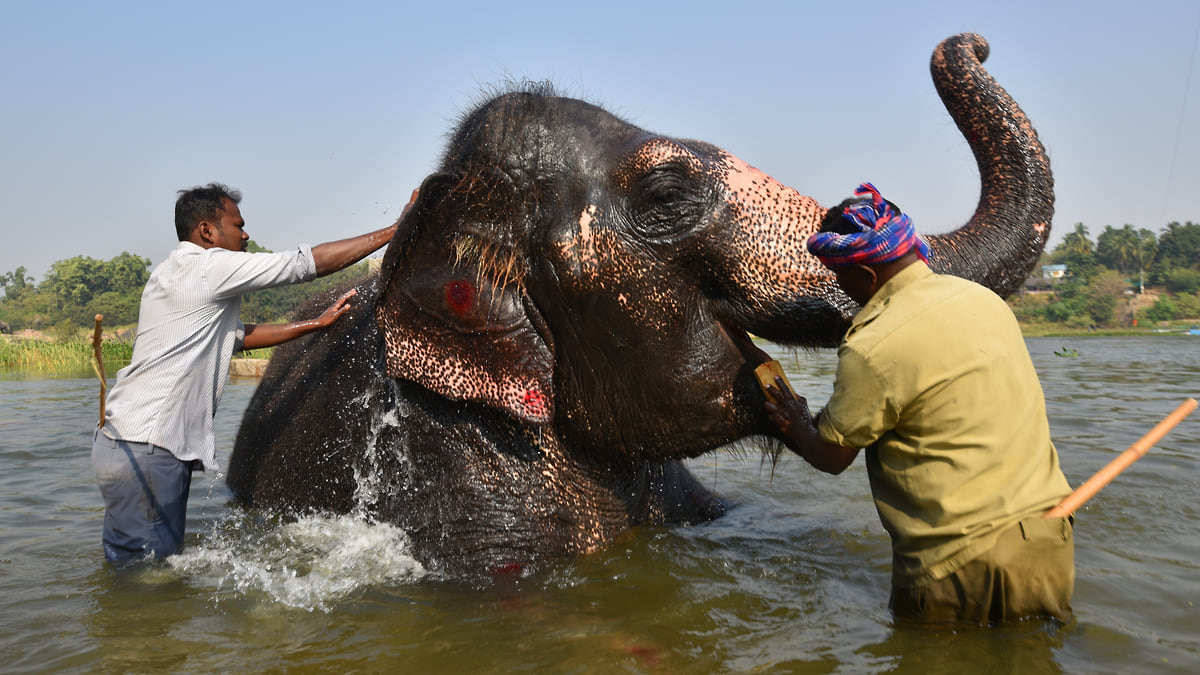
[765,183,1074,624]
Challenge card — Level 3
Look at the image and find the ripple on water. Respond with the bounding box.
[2,337,1199,672]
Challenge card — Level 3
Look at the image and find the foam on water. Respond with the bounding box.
[168,511,426,612]
[156,376,428,612]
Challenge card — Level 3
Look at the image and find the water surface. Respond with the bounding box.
[1,337,1197,673]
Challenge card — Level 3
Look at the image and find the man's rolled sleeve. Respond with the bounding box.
[205,245,318,299]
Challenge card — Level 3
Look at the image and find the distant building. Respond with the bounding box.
[1042,264,1068,279]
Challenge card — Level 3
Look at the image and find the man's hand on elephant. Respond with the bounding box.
[314,288,359,327]
[241,288,360,350]
[394,188,419,227]
[764,376,859,474]
[764,376,812,436]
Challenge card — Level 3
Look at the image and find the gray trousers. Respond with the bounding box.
[91,429,196,564]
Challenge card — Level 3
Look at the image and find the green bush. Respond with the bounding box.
[1086,294,1118,325]
[1008,302,1043,323]
[1044,302,1074,323]
[1143,297,1179,322]
[86,290,141,326]
[49,319,79,343]
[1165,268,1200,294]
[1175,293,1200,319]
[1066,313,1093,329]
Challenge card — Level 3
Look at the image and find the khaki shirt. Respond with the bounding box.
[817,263,1070,586]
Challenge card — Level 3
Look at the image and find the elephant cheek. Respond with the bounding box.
[550,203,607,293]
[376,311,554,425]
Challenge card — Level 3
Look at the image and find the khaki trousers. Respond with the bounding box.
[889,516,1075,624]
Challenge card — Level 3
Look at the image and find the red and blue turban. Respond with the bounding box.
[806,183,930,268]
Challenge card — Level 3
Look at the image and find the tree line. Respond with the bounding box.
[0,242,370,340]
[3,221,1198,339]
[1010,221,1200,327]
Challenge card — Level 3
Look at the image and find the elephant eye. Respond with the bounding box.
[630,162,703,240]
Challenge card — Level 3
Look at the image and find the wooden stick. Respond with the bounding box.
[91,314,107,428]
[1043,397,1198,519]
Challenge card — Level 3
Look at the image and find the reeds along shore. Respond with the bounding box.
[0,337,131,373]
[0,336,276,375]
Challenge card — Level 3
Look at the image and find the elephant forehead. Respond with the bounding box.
[612,137,702,188]
[550,203,619,286]
[553,204,602,278]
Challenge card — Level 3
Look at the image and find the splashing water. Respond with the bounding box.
[348,378,412,513]
[160,375,429,612]
[170,510,426,612]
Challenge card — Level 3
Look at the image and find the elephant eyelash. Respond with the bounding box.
[453,233,527,293]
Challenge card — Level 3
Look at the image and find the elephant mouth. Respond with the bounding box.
[718,319,772,369]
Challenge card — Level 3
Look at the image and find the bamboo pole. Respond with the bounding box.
[1043,397,1197,519]
[91,314,107,428]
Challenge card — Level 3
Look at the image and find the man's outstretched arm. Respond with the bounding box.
[242,288,358,350]
[310,189,417,276]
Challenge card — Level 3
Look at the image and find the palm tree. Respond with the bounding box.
[1110,225,1139,276]
[1059,222,1094,257]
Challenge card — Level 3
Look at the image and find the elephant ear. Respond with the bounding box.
[374,174,554,424]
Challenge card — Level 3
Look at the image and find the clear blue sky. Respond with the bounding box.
[2,1,1198,282]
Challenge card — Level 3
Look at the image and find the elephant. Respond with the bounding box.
[227,33,1053,582]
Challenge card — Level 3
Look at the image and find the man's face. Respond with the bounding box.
[832,265,878,306]
[207,198,248,252]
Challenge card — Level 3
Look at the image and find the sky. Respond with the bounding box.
[2,1,1198,283]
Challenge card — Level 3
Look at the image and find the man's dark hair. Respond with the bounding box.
[818,196,904,235]
[175,183,242,241]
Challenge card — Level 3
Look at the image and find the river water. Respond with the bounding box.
[1,336,1197,673]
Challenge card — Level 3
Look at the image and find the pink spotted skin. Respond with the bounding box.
[229,34,1052,583]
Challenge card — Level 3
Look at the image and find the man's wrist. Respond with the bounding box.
[798,403,814,426]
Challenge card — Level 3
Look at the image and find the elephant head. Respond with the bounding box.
[371,33,1050,466]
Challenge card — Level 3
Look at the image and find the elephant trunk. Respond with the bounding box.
[717,34,1052,348]
[924,33,1054,296]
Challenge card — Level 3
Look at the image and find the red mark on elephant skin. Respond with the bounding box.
[523,388,548,418]
[494,562,523,577]
[445,280,476,314]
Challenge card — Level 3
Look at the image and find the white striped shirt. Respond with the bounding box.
[103,241,317,471]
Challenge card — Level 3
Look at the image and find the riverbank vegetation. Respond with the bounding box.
[1006,221,1200,330]
[1,239,366,375]
[3,223,1198,375]
[0,336,133,374]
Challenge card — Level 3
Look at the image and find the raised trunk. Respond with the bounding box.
[710,34,1052,350]
[924,33,1054,297]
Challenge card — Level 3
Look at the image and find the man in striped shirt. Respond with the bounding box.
[92,182,410,564]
